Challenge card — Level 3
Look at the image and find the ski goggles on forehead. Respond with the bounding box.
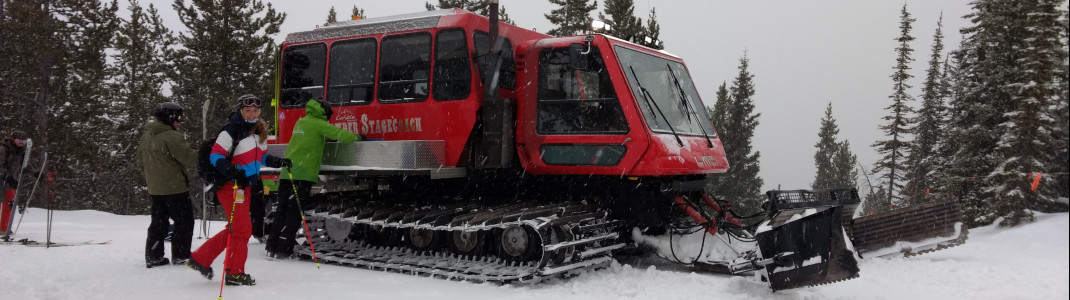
[240,97,262,107]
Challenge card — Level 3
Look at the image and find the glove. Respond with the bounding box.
[228,168,249,187]
[280,158,293,168]
[4,178,16,188]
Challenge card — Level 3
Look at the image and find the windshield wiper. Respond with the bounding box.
[666,64,713,149]
[630,66,683,147]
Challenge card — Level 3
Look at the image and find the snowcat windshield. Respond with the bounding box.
[615,46,715,137]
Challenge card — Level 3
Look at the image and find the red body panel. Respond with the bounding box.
[275,10,729,178]
[514,36,729,176]
[275,11,549,167]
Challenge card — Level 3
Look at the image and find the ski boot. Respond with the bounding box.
[225,273,256,286]
[146,257,170,268]
[185,259,214,280]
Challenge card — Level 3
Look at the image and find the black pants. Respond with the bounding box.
[145,192,193,262]
[250,181,265,239]
[265,179,312,255]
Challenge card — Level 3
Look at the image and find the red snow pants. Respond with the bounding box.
[1,189,15,233]
[191,183,252,274]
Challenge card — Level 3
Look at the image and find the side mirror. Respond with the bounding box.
[569,43,588,70]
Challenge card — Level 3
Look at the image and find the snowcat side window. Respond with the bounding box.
[327,38,377,106]
[536,47,628,135]
[379,32,432,103]
[433,28,471,101]
[280,43,327,108]
[473,31,515,90]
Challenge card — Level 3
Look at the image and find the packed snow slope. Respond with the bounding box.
[1,208,1067,300]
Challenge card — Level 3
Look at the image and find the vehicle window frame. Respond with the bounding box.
[326,37,378,106]
[378,31,433,104]
[535,46,629,136]
[280,42,328,109]
[472,31,515,90]
[614,45,717,137]
[433,28,471,101]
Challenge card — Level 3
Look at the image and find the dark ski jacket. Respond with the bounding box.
[280,99,359,183]
[137,120,197,195]
[0,137,28,190]
[209,112,284,188]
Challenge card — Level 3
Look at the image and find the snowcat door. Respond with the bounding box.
[516,40,638,175]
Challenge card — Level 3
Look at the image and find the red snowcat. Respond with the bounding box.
[261,6,963,291]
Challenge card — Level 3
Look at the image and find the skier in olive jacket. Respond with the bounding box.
[137,102,197,268]
[265,99,359,259]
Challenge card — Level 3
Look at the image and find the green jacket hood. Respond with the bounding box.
[305,99,326,120]
[146,120,173,134]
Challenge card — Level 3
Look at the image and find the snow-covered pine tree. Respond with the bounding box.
[833,140,859,190]
[1057,6,1069,200]
[705,82,729,193]
[545,0,597,36]
[711,55,763,217]
[170,0,285,141]
[813,103,840,190]
[987,0,1067,225]
[640,7,662,50]
[599,0,643,43]
[813,103,857,190]
[109,0,174,213]
[326,6,337,25]
[929,56,957,202]
[352,5,365,19]
[946,0,1034,226]
[903,14,947,207]
[871,4,915,212]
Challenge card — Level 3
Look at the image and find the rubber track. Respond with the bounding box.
[292,201,623,282]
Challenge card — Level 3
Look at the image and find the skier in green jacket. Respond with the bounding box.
[137,102,197,268]
[265,99,359,259]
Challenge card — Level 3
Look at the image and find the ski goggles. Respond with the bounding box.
[239,96,262,107]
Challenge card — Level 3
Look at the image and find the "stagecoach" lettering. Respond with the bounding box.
[335,114,423,135]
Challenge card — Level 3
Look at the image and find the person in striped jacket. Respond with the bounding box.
[186,94,290,286]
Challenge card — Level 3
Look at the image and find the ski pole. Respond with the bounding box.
[15,152,48,234]
[218,182,239,300]
[287,171,320,268]
[46,171,55,248]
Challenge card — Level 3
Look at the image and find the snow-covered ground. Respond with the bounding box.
[2,208,1067,300]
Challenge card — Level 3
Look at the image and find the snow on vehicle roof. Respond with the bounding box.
[602,34,679,59]
[284,9,463,44]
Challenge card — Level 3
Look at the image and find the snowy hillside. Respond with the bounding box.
[2,208,1067,300]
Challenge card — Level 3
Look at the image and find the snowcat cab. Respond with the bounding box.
[264,7,866,291]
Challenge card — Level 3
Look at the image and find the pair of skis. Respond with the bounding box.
[5,139,48,238]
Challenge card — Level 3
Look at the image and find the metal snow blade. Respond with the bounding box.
[846,200,969,258]
[754,189,861,291]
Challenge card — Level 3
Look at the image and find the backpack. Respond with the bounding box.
[197,128,238,204]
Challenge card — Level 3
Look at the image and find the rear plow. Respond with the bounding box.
[650,189,862,291]
[755,189,861,290]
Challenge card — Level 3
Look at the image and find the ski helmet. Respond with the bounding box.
[153,102,184,124]
[11,130,28,140]
[237,94,262,109]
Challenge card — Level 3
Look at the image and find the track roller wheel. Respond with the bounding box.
[498,225,539,261]
[409,228,443,250]
[449,230,484,255]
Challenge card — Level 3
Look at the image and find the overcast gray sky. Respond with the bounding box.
[133,0,975,192]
